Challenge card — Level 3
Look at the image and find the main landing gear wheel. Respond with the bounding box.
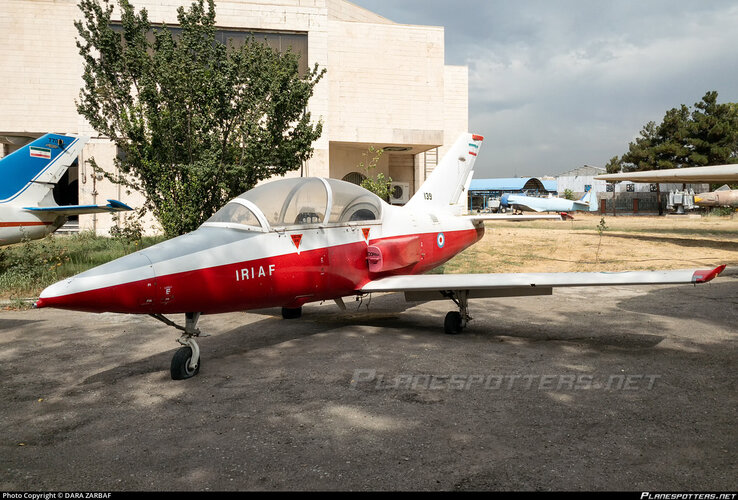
[282,306,302,319]
[171,345,200,380]
[444,311,463,335]
[442,290,471,335]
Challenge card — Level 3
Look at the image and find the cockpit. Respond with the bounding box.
[203,177,384,232]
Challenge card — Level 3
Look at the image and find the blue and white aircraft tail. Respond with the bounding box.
[0,133,132,246]
[577,189,595,211]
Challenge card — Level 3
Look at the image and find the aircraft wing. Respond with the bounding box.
[595,164,738,183]
[23,199,133,216]
[359,266,726,300]
[463,214,564,222]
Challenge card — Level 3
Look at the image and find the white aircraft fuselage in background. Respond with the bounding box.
[500,191,594,213]
[595,165,738,209]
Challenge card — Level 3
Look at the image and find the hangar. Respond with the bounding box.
[0,0,468,235]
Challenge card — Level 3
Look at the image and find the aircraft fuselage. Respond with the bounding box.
[35,206,484,314]
[0,205,63,246]
[694,189,738,208]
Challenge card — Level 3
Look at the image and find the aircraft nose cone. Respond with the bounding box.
[36,252,157,313]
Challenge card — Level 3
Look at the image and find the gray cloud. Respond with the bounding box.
[351,0,738,177]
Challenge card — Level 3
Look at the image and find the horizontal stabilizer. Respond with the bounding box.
[23,199,133,216]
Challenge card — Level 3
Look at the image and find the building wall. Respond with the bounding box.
[441,65,469,159]
[325,0,392,23]
[1,0,468,235]
[556,176,608,196]
[326,18,446,146]
[0,0,84,135]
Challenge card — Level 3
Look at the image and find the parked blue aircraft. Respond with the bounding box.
[500,190,594,214]
[0,133,132,246]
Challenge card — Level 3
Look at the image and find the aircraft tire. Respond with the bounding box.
[282,307,302,319]
[171,346,200,380]
[444,311,463,335]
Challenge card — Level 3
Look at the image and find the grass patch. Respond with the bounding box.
[0,232,166,300]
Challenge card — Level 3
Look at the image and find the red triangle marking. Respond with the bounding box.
[362,227,371,240]
[291,234,302,250]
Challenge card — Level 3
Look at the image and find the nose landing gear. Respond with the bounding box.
[150,312,205,380]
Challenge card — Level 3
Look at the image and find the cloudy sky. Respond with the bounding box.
[351,0,738,178]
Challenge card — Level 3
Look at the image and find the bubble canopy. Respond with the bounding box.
[204,177,384,231]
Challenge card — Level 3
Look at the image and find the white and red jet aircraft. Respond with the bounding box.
[35,134,726,379]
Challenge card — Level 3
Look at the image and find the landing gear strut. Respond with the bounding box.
[150,312,204,380]
[442,291,471,335]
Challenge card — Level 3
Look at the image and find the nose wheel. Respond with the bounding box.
[150,312,205,380]
[171,343,200,379]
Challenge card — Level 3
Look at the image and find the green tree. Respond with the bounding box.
[687,92,738,166]
[358,146,392,201]
[620,121,659,172]
[604,155,621,174]
[75,0,326,236]
[619,91,738,172]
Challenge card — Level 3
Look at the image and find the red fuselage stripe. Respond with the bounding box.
[38,228,484,314]
[0,221,53,227]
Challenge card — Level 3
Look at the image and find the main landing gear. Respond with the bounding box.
[150,312,204,380]
[442,291,471,335]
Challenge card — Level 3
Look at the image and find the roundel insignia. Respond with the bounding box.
[437,232,445,248]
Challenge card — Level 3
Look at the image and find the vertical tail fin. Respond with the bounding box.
[573,189,597,211]
[0,134,88,206]
[405,133,483,214]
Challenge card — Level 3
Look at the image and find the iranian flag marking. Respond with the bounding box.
[30,147,51,159]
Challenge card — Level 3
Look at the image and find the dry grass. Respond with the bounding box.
[439,213,738,274]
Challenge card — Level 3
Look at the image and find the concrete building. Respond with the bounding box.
[556,165,608,198]
[0,0,468,234]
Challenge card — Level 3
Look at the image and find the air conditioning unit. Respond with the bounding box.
[389,182,410,204]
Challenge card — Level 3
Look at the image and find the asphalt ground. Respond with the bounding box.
[1,274,736,491]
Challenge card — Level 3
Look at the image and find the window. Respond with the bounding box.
[109,23,309,75]
[326,179,382,223]
[342,172,367,186]
[237,178,328,228]
[205,202,261,229]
